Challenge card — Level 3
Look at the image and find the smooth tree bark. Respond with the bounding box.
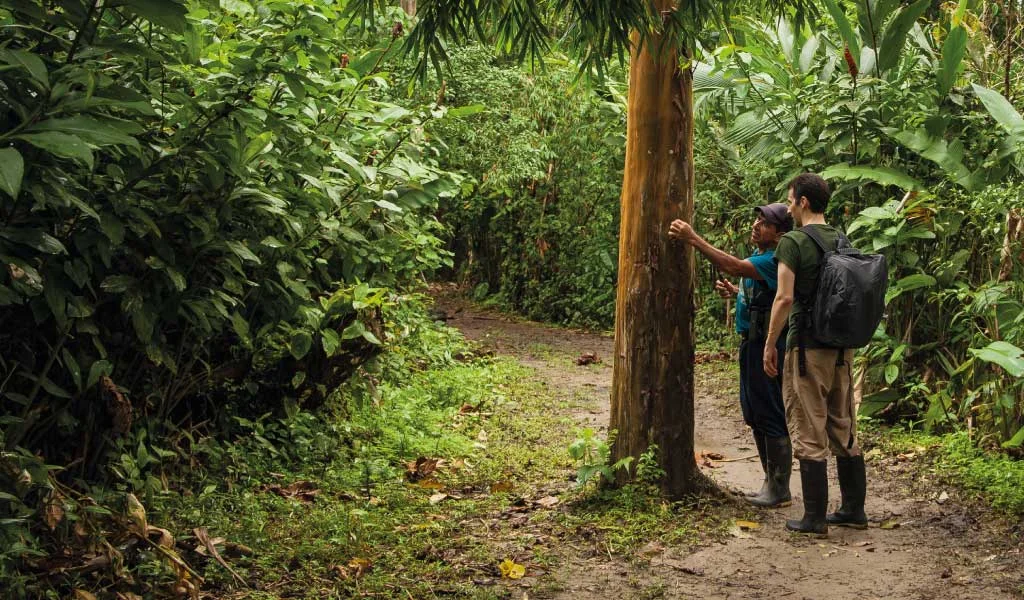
[610,9,713,498]
[401,0,416,16]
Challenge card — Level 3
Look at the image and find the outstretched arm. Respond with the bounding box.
[668,220,761,279]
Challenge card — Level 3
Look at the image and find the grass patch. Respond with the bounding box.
[152,331,732,598]
[866,427,1024,514]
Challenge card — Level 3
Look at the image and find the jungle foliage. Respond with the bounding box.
[435,1,1024,450]
[0,0,473,591]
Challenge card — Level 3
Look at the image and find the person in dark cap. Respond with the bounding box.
[669,203,793,507]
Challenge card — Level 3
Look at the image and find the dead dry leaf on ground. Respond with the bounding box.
[72,591,97,600]
[880,519,900,530]
[126,493,148,536]
[348,557,372,577]
[43,491,65,530]
[695,350,731,364]
[405,457,440,482]
[702,451,725,461]
[534,496,559,508]
[735,520,760,530]
[147,526,174,548]
[194,527,247,586]
[429,493,449,505]
[261,480,320,502]
[499,558,526,579]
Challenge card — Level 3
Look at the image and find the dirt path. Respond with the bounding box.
[436,294,1024,600]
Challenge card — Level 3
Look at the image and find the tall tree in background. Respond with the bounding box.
[362,0,811,498]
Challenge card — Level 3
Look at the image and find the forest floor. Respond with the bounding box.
[432,290,1024,600]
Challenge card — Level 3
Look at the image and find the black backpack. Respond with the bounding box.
[797,226,888,374]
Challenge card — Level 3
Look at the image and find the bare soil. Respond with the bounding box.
[434,290,1024,600]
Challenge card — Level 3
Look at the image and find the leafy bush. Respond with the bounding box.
[419,45,626,328]
[0,0,475,589]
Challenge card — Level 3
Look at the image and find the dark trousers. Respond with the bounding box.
[739,334,788,438]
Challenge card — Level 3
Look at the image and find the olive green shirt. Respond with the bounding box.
[773,224,841,350]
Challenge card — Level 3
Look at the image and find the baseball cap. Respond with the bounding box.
[754,203,793,232]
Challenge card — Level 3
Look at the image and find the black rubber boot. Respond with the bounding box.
[786,459,828,535]
[746,432,769,498]
[748,436,792,508]
[827,455,868,529]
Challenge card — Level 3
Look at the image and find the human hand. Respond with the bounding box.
[714,279,738,298]
[763,344,779,378]
[668,219,695,242]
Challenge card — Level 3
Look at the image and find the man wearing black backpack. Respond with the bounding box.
[669,204,793,508]
[763,173,883,535]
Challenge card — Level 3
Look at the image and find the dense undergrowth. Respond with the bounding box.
[431,5,1024,450]
[2,0,1024,596]
[3,309,734,598]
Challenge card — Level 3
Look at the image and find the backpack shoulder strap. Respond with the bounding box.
[800,225,831,254]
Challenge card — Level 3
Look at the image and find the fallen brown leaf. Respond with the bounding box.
[194,527,247,586]
[405,457,440,482]
[534,496,560,508]
[702,451,725,461]
[490,481,514,493]
[126,493,148,537]
[261,480,320,502]
[43,492,65,530]
[429,493,449,505]
[348,557,372,577]
[147,526,175,548]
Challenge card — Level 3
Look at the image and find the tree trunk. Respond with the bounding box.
[400,0,416,16]
[610,21,713,499]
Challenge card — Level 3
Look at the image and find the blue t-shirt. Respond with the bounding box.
[735,249,779,333]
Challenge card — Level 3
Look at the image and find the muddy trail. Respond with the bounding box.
[435,294,1024,600]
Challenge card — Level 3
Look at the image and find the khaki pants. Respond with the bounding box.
[783,348,861,461]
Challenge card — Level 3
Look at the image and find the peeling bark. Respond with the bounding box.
[610,17,712,499]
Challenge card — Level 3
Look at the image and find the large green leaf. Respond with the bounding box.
[821,164,923,190]
[242,132,274,164]
[877,0,931,75]
[1003,425,1024,449]
[27,116,141,149]
[123,0,188,33]
[888,128,973,187]
[821,0,860,64]
[937,26,967,96]
[0,48,48,88]
[885,273,936,303]
[969,341,1024,378]
[16,132,94,168]
[0,148,24,199]
[971,84,1024,136]
[288,330,313,360]
[0,228,66,254]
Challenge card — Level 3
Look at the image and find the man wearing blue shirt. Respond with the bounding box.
[669,204,793,507]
